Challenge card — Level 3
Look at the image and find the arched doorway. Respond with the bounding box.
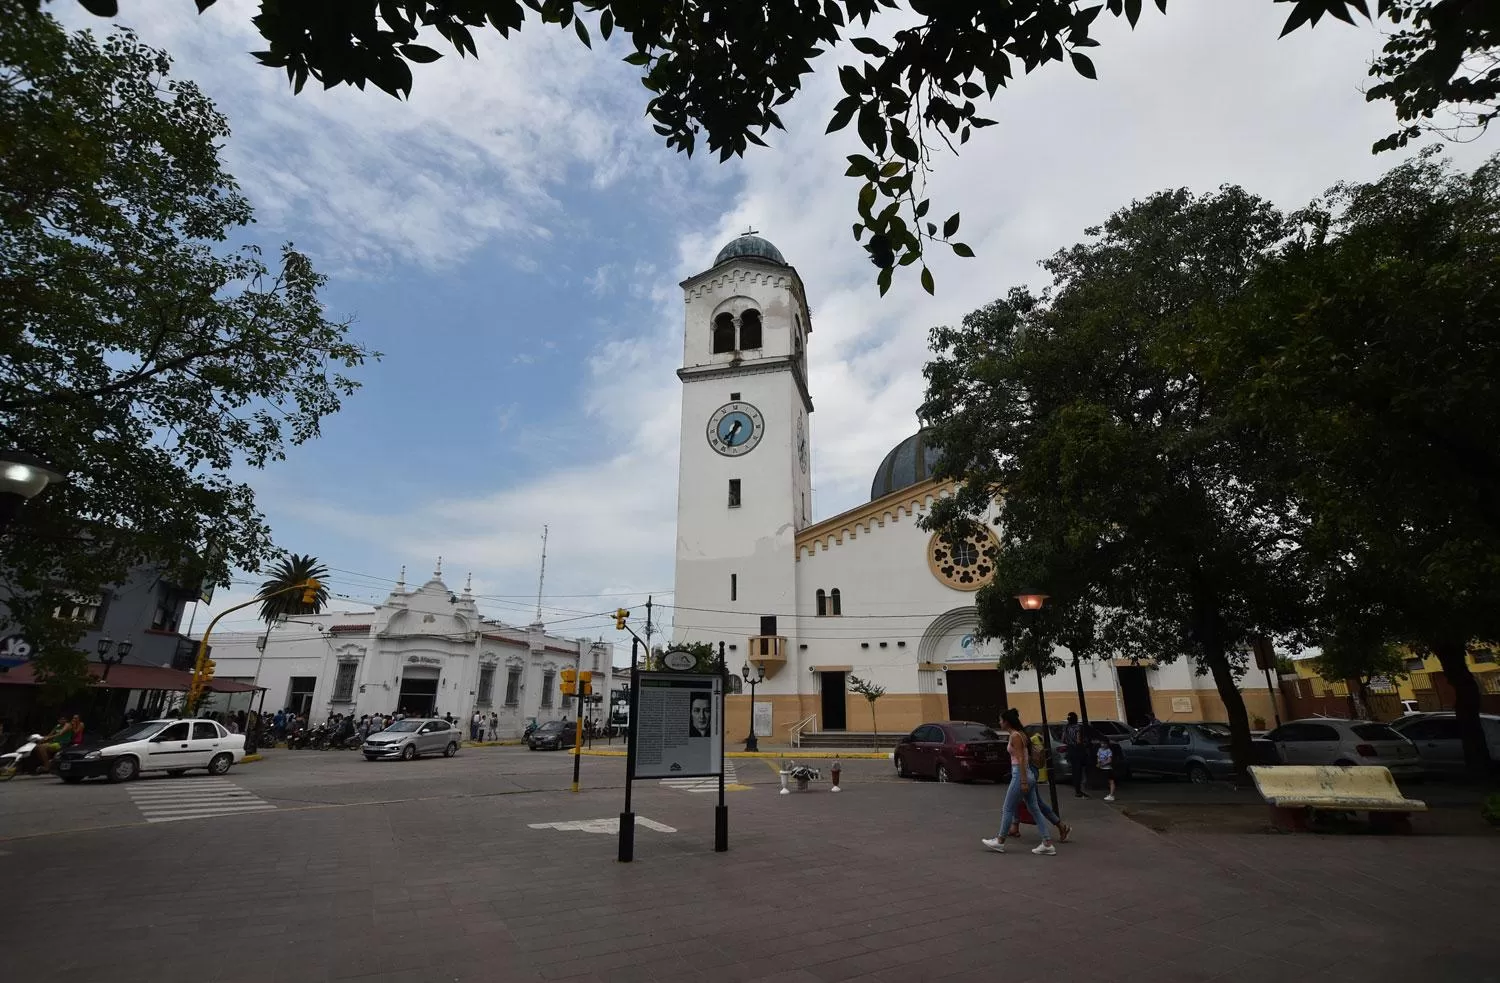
[919,608,1008,726]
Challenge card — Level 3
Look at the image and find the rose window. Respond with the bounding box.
[927,528,999,591]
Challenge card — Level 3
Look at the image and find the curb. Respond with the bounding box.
[580,749,891,760]
[464,740,524,748]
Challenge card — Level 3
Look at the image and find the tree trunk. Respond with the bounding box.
[869,702,878,748]
[1203,641,1255,776]
[1431,640,1492,778]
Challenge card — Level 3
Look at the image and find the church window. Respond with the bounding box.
[728,479,741,508]
[731,573,738,602]
[739,309,763,350]
[504,667,521,706]
[712,312,736,354]
[815,589,827,617]
[331,662,357,703]
[541,670,555,707]
[830,588,842,616]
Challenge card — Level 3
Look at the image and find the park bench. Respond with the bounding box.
[1248,765,1427,833]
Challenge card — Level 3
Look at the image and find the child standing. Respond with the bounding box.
[1096,738,1117,802]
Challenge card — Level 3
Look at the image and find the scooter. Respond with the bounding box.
[0,735,47,781]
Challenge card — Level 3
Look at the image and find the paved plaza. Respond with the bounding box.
[2,747,1496,983]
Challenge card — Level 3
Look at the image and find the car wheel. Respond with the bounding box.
[401,744,417,761]
[936,763,950,783]
[894,753,909,778]
[1187,763,1210,785]
[166,769,187,777]
[61,774,85,784]
[208,753,233,776]
[107,756,139,783]
[444,742,458,758]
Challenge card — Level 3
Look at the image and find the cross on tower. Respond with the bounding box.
[742,226,758,236]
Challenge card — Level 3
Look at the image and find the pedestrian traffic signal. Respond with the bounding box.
[614,608,629,630]
[301,577,321,604]
[560,667,577,696]
[578,670,592,696]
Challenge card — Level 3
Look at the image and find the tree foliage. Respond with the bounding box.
[921,187,1311,773]
[256,553,330,626]
[51,0,1499,293]
[0,7,376,695]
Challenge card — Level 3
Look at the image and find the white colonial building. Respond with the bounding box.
[206,563,612,736]
[674,233,1284,743]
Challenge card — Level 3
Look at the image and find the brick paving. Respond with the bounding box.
[2,751,1496,982]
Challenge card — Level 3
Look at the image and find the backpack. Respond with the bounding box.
[1028,732,1046,768]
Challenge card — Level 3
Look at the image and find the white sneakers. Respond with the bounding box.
[1104,794,1116,802]
[982,837,1057,856]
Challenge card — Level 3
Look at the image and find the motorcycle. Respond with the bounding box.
[0,735,48,780]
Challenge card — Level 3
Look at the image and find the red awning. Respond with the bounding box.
[0,661,260,693]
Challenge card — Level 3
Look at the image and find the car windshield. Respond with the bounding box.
[108,722,168,742]
[384,720,423,733]
[948,724,1001,742]
[1194,724,1232,739]
[1352,723,1404,742]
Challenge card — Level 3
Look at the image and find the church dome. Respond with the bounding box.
[870,428,944,501]
[714,232,787,267]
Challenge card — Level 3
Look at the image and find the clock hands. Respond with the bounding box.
[724,419,744,444]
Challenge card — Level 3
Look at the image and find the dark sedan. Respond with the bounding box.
[526,720,576,751]
[893,721,1010,783]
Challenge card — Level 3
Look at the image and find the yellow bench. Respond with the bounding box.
[1248,765,1427,832]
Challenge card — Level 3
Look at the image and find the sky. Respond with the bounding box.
[58,1,1494,657]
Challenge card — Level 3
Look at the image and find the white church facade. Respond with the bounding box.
[673,233,1284,743]
[206,564,612,737]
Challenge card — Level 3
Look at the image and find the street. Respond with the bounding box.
[2,746,1497,983]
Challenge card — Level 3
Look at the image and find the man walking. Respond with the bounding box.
[1062,712,1091,798]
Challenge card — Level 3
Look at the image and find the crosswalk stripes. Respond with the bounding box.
[126,778,276,823]
[660,761,739,793]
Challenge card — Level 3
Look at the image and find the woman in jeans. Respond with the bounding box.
[983,708,1058,856]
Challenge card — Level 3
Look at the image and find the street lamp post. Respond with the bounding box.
[97,636,134,680]
[741,661,765,752]
[0,451,64,532]
[1014,588,1061,816]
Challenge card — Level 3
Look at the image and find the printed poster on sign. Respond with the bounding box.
[632,671,723,779]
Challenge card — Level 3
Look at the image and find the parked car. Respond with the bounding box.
[363,717,461,760]
[1390,712,1500,777]
[1023,720,1133,782]
[54,718,246,783]
[1262,718,1422,778]
[892,721,1010,783]
[1125,721,1240,783]
[526,719,576,751]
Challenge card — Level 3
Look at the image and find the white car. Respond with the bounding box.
[1262,717,1423,779]
[54,718,247,783]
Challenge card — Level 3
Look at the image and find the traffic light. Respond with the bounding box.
[301,577,321,605]
[614,608,629,630]
[200,658,216,683]
[560,667,577,696]
[578,670,592,696]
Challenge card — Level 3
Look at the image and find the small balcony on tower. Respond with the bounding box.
[747,634,787,677]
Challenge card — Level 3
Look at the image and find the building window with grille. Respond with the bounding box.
[504,667,521,706]
[53,594,106,627]
[541,670,556,707]
[477,665,496,706]
[331,662,358,703]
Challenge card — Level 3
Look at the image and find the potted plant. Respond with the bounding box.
[781,761,821,792]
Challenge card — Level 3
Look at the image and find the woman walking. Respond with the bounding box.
[983,708,1058,856]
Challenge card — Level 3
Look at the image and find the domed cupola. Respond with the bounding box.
[714,232,788,267]
[870,429,943,501]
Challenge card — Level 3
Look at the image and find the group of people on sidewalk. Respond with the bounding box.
[982,709,1118,856]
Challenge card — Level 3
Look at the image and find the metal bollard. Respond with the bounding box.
[778,769,790,795]
[830,759,841,792]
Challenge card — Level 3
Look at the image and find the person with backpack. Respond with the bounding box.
[983,708,1058,856]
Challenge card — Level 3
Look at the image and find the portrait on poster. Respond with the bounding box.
[632,672,723,779]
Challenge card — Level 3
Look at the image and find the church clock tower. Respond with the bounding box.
[673,232,813,662]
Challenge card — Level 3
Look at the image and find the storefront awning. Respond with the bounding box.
[0,661,260,693]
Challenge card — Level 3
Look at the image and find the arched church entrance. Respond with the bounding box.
[919,609,1007,727]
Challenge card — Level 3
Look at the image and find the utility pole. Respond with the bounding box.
[534,525,549,624]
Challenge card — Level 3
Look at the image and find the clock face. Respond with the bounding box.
[797,417,808,473]
[707,401,765,457]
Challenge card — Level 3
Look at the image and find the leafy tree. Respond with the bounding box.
[51,0,1498,293]
[1313,624,1410,719]
[256,554,330,626]
[846,673,886,742]
[921,187,1308,773]
[653,640,717,673]
[1195,148,1500,772]
[0,9,376,696]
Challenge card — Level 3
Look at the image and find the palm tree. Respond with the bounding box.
[257,553,330,626]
